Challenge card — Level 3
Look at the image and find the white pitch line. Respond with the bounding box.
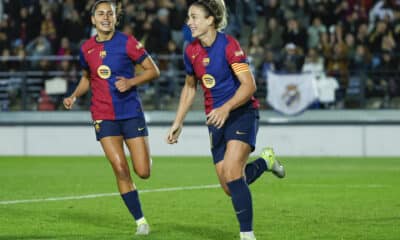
[0,184,220,205]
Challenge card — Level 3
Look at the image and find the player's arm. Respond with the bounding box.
[63,70,90,109]
[115,56,160,92]
[206,63,256,128]
[166,75,197,144]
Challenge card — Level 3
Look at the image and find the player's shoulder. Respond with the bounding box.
[184,39,202,57]
[80,36,97,52]
[223,33,241,47]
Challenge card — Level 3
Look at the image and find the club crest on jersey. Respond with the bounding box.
[202,74,216,88]
[99,50,107,58]
[202,58,210,66]
[136,42,144,49]
[93,120,103,132]
[97,65,111,79]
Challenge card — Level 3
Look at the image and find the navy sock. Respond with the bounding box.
[121,190,144,220]
[226,177,253,232]
[245,157,267,185]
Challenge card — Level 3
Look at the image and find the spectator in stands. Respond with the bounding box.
[26,34,52,68]
[355,22,369,45]
[282,18,307,52]
[289,0,310,29]
[61,9,86,46]
[279,42,304,73]
[146,8,171,54]
[170,0,188,50]
[307,16,327,49]
[247,31,265,74]
[40,11,57,49]
[63,0,160,236]
[167,2,285,240]
[263,17,284,52]
[302,47,324,76]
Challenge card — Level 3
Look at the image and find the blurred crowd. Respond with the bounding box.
[1,0,400,110]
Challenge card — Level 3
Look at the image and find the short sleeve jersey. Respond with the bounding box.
[183,32,259,114]
[79,31,148,120]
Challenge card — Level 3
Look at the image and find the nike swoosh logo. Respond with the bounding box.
[236,209,246,215]
[235,131,247,135]
[138,127,145,131]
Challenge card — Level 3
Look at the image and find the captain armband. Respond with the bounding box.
[231,63,250,75]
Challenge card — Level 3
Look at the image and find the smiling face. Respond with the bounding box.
[91,2,116,35]
[187,5,214,38]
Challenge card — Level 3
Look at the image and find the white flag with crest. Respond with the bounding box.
[266,71,318,115]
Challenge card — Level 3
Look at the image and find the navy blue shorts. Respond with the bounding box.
[208,108,259,164]
[93,117,148,141]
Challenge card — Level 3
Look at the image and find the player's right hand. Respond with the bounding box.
[166,124,182,144]
[63,96,76,110]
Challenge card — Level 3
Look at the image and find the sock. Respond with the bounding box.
[245,157,267,185]
[227,177,253,232]
[121,190,144,221]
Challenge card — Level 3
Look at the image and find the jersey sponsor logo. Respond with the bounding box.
[99,50,107,58]
[201,74,216,89]
[202,57,210,66]
[97,65,111,79]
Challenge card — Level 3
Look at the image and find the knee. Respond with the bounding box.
[223,167,241,183]
[136,169,151,179]
[114,165,131,182]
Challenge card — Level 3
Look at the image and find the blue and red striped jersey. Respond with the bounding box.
[183,32,259,114]
[79,31,148,120]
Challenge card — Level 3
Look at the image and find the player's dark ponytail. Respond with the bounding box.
[193,0,227,31]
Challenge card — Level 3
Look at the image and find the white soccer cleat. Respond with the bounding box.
[240,232,256,240]
[135,218,150,235]
[260,147,286,178]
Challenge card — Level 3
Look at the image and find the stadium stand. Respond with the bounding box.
[0,0,400,111]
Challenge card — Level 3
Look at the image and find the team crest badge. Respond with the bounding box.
[282,84,300,107]
[93,120,103,132]
[202,74,216,88]
[202,58,210,66]
[99,50,107,58]
[136,42,143,49]
[97,65,111,79]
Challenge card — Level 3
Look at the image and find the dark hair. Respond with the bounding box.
[192,0,227,31]
[91,0,122,19]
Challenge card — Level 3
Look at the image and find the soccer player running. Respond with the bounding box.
[166,0,285,239]
[63,0,159,236]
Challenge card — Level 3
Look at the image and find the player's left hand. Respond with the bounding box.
[206,106,230,128]
[115,76,133,92]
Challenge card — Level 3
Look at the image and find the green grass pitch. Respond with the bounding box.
[0,156,399,240]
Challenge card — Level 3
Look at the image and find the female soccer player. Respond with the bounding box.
[63,0,159,235]
[166,1,285,239]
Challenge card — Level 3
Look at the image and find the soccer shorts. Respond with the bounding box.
[208,108,259,164]
[93,117,148,141]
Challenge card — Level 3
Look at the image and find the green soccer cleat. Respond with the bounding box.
[240,232,256,240]
[136,218,150,235]
[260,147,286,178]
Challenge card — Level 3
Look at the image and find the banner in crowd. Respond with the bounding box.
[266,71,318,115]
